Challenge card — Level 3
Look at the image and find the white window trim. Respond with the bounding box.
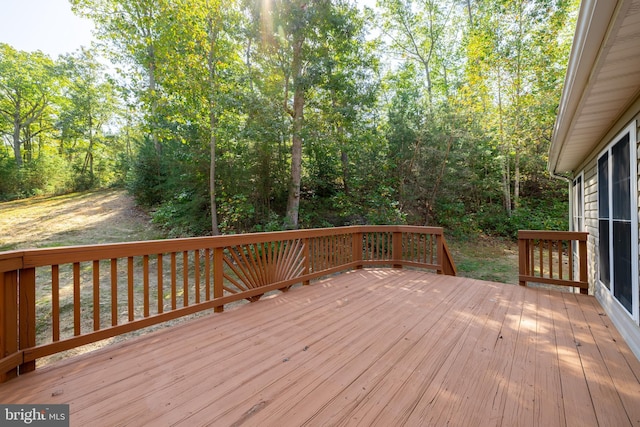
[572,172,584,232]
[596,121,639,323]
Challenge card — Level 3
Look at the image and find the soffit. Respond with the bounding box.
[550,0,640,175]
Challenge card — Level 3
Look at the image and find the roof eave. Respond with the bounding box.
[549,0,618,176]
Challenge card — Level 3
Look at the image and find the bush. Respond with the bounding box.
[0,156,20,200]
[0,155,73,200]
[127,139,166,207]
[476,199,569,239]
[151,190,211,237]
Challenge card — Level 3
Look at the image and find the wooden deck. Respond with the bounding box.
[1,269,639,426]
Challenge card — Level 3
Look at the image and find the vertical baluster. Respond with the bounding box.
[194,250,200,304]
[429,234,434,265]
[73,262,81,336]
[93,260,100,331]
[408,234,412,262]
[157,254,164,314]
[110,259,118,326]
[323,237,328,269]
[558,242,563,281]
[569,242,574,282]
[143,255,150,317]
[171,253,177,310]
[548,240,553,279]
[205,248,211,301]
[127,257,134,322]
[538,240,543,278]
[183,251,189,307]
[529,240,534,277]
[52,265,60,341]
[214,247,224,313]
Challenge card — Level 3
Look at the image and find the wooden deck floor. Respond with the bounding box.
[1,269,639,426]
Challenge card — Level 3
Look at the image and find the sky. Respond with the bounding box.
[0,0,377,59]
[0,0,94,58]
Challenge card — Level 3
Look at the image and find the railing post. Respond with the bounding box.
[436,234,444,274]
[440,235,457,276]
[214,248,224,313]
[579,239,588,295]
[19,267,36,374]
[518,233,528,287]
[392,231,403,269]
[353,231,363,269]
[1,270,19,381]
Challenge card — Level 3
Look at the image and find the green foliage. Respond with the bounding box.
[0,153,73,200]
[0,0,579,240]
[24,155,74,195]
[0,156,20,200]
[127,138,166,207]
[151,190,211,237]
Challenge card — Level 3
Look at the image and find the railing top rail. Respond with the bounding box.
[0,253,24,272]
[518,230,588,241]
[1,226,445,269]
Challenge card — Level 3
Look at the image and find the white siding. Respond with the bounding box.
[582,159,598,294]
[574,114,640,359]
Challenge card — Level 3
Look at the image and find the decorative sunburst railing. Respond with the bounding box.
[223,239,306,300]
[0,226,455,381]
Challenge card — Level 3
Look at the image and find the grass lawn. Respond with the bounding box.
[447,235,519,285]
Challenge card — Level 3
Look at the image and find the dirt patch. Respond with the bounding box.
[0,189,163,250]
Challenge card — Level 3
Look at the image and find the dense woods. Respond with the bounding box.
[0,0,578,238]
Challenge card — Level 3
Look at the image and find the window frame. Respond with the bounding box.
[596,121,639,322]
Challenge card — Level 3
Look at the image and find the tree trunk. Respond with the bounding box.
[514,150,520,209]
[147,44,161,154]
[286,85,304,229]
[210,124,219,235]
[341,150,349,195]
[502,156,512,216]
[12,118,22,168]
[426,134,454,226]
[207,14,220,236]
[286,34,305,229]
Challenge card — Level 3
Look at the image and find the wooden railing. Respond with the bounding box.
[518,230,588,294]
[0,226,455,382]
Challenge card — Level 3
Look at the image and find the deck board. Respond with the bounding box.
[1,269,639,426]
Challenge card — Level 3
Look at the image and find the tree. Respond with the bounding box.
[58,48,119,187]
[249,0,370,228]
[0,44,55,168]
[71,0,167,153]
[155,0,243,235]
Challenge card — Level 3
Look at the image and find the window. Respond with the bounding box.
[597,123,638,320]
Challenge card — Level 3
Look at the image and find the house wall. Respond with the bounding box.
[572,95,640,360]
